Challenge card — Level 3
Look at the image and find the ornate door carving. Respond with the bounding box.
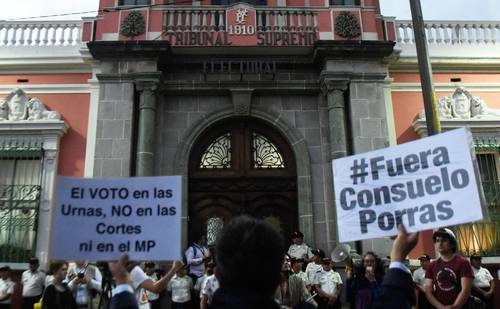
[188,118,297,245]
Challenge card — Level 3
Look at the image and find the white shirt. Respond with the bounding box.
[201,274,219,304]
[472,266,494,288]
[185,244,209,277]
[412,267,426,290]
[292,270,308,284]
[131,266,151,309]
[145,273,159,301]
[21,269,45,297]
[195,274,208,293]
[288,243,313,260]
[0,278,15,304]
[313,269,342,295]
[167,275,192,303]
[66,263,102,305]
[305,262,323,285]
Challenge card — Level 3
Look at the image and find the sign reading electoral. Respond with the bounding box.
[332,128,484,242]
[51,176,182,261]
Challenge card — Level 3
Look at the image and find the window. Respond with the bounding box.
[0,88,67,266]
[200,133,232,169]
[330,0,361,5]
[118,0,150,6]
[0,139,43,263]
[456,139,500,256]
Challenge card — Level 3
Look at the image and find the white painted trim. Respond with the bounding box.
[0,84,91,94]
[362,32,378,40]
[102,33,119,41]
[147,32,163,40]
[0,69,92,74]
[391,82,500,92]
[1,263,29,271]
[319,32,334,40]
[84,68,101,178]
[383,77,397,146]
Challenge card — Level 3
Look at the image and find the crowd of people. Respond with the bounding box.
[0,221,497,309]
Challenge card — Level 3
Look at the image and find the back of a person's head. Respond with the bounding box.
[215,215,284,296]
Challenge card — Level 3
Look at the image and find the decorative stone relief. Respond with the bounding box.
[418,87,500,120]
[0,88,61,121]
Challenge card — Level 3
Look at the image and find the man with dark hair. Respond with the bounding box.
[209,215,284,309]
[0,266,15,309]
[412,254,431,309]
[306,250,325,290]
[425,228,473,308]
[288,231,313,261]
[21,257,45,309]
[470,253,495,309]
[185,232,210,284]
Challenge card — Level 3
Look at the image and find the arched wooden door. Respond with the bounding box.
[188,118,297,246]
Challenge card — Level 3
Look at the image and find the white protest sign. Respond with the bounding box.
[332,128,484,242]
[51,176,181,261]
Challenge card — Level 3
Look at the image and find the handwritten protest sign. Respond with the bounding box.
[51,176,181,261]
[332,128,484,242]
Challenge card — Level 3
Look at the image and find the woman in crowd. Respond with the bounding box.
[42,261,77,309]
[345,252,384,309]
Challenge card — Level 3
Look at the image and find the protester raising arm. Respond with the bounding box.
[372,224,419,309]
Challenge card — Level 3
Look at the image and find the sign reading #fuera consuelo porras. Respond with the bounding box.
[332,128,484,242]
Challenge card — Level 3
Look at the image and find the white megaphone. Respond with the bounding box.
[331,244,351,263]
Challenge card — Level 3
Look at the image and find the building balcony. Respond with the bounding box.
[386,19,500,65]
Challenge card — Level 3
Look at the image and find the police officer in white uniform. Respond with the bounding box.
[287,231,313,261]
[470,254,495,309]
[313,258,342,309]
[21,258,45,309]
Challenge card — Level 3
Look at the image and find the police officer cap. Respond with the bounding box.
[311,249,325,258]
[470,253,482,260]
[418,254,430,261]
[321,258,332,264]
[291,231,304,239]
[0,266,11,272]
[290,257,305,265]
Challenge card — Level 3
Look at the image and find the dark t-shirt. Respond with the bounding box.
[425,255,474,305]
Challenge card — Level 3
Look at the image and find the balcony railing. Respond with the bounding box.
[162,7,319,33]
[456,180,500,256]
[395,20,500,46]
[0,21,83,47]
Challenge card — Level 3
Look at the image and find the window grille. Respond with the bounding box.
[456,137,500,256]
[0,138,42,263]
[200,133,232,169]
[118,0,150,5]
[252,133,285,169]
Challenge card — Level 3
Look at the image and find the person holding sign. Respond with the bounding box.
[424,228,474,309]
[129,259,184,309]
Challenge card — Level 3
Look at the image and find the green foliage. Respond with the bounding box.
[0,244,33,263]
[120,11,146,39]
[335,11,361,38]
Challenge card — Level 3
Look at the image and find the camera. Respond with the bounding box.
[77,272,85,279]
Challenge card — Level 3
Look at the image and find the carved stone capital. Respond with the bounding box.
[135,81,158,93]
[320,79,348,96]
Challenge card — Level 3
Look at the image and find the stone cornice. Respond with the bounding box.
[313,40,395,63]
[87,41,171,60]
[0,120,68,137]
[413,119,500,137]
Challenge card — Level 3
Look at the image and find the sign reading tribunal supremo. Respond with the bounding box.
[332,128,484,242]
[51,176,182,261]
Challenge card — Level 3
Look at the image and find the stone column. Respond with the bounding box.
[135,81,158,176]
[321,79,349,160]
[320,79,349,251]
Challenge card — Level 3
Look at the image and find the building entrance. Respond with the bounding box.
[188,118,298,247]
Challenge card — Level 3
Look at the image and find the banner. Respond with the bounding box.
[51,176,182,261]
[332,128,484,242]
